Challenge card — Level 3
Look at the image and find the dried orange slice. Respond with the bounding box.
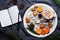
[45,27,50,34]
[41,29,46,35]
[37,6,43,13]
[36,28,42,35]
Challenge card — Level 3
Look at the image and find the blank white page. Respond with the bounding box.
[0,9,12,27]
[8,5,21,24]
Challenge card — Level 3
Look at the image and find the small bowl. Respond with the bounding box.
[43,9,53,19]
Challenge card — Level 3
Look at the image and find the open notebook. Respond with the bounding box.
[0,5,21,27]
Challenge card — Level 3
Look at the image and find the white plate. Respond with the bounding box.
[23,3,58,37]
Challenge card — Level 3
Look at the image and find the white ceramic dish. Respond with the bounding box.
[23,3,58,37]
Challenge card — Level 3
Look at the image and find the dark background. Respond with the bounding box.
[0,0,60,40]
